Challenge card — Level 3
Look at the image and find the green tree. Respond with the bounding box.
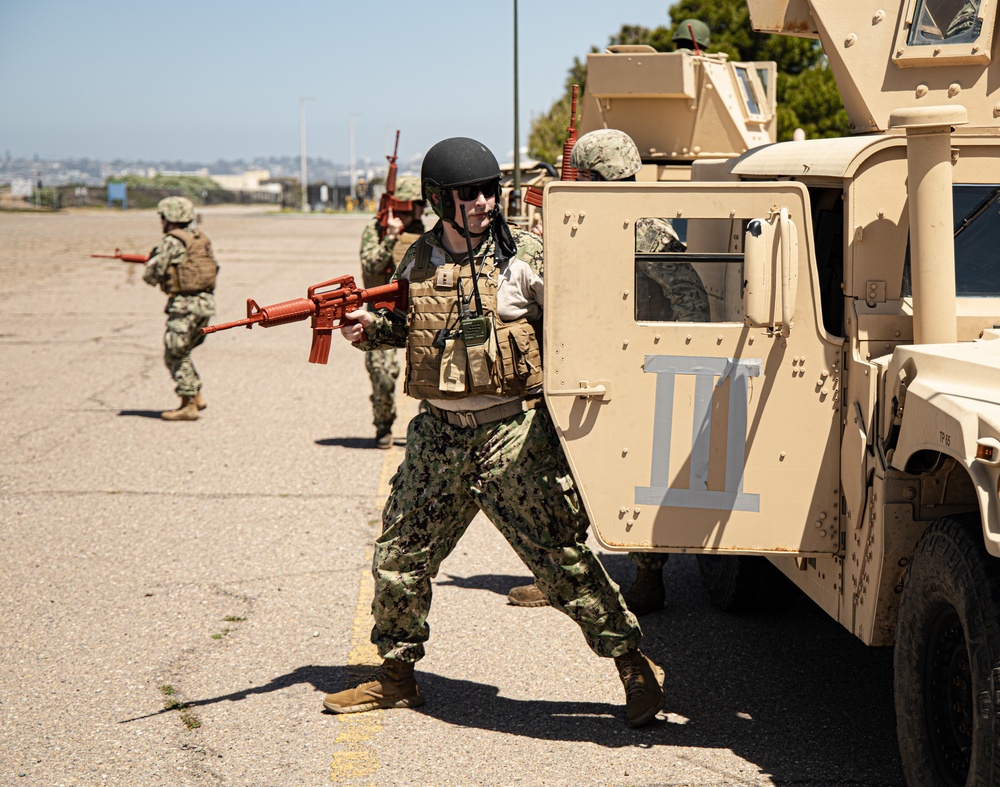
[111,173,220,204]
[527,1,849,161]
[527,58,587,165]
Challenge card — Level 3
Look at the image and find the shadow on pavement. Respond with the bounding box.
[118,664,354,724]
[117,409,166,419]
[119,555,904,784]
[436,572,536,597]
[314,436,378,449]
[315,436,406,449]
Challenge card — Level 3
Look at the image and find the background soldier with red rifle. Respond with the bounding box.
[143,196,218,421]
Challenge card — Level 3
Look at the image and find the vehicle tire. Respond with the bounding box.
[894,514,1000,787]
[696,554,801,613]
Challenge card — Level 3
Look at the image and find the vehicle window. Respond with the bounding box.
[907,0,983,44]
[756,67,771,103]
[734,66,762,117]
[633,214,744,322]
[902,183,1000,296]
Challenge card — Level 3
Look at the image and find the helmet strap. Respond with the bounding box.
[490,208,516,266]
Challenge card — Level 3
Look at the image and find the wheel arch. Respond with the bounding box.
[893,447,1000,558]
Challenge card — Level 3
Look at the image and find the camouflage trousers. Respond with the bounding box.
[372,404,642,662]
[365,348,400,430]
[163,310,210,397]
[631,552,669,571]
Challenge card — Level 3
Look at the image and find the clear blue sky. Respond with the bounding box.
[0,0,674,166]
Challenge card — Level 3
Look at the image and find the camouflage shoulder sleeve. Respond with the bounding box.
[511,227,544,277]
[143,234,185,286]
[359,220,395,277]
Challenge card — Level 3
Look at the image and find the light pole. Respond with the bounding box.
[349,112,361,205]
[511,0,521,215]
[299,96,315,212]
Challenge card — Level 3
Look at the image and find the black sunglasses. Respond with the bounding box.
[454,180,499,201]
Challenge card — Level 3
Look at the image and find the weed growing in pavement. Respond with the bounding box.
[159,684,202,730]
[211,614,247,639]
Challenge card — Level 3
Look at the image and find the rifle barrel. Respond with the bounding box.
[201,315,263,334]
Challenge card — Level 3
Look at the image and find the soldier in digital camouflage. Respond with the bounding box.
[358,176,426,447]
[142,196,217,421]
[507,128,709,615]
[323,137,665,729]
[944,0,982,40]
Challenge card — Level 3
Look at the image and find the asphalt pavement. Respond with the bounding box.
[0,206,905,786]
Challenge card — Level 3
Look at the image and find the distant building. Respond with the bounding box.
[211,169,278,193]
[159,167,210,178]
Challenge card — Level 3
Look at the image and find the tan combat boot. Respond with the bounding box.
[161,396,199,421]
[507,582,549,607]
[192,392,207,411]
[614,648,665,727]
[623,567,666,616]
[323,659,424,714]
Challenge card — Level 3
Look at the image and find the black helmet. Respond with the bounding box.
[421,137,501,230]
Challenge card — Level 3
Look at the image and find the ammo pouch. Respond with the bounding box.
[463,317,499,394]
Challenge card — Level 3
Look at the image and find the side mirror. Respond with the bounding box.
[744,208,798,334]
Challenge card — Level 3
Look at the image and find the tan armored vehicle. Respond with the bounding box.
[542,0,1000,784]
[503,41,778,229]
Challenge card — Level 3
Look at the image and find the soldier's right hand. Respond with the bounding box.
[340,309,373,343]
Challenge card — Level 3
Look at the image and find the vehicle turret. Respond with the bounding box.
[578,44,777,175]
[504,40,778,229]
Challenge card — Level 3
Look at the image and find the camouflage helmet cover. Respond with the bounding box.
[672,19,711,48]
[158,196,195,224]
[393,175,424,204]
[569,129,642,181]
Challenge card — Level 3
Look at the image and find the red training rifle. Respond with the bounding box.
[200,275,409,365]
[524,84,579,208]
[91,249,149,263]
[375,130,417,230]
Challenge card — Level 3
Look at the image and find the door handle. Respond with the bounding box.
[548,380,612,401]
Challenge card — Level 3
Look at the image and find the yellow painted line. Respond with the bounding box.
[329,398,414,785]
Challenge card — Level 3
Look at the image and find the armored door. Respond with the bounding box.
[543,181,843,555]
